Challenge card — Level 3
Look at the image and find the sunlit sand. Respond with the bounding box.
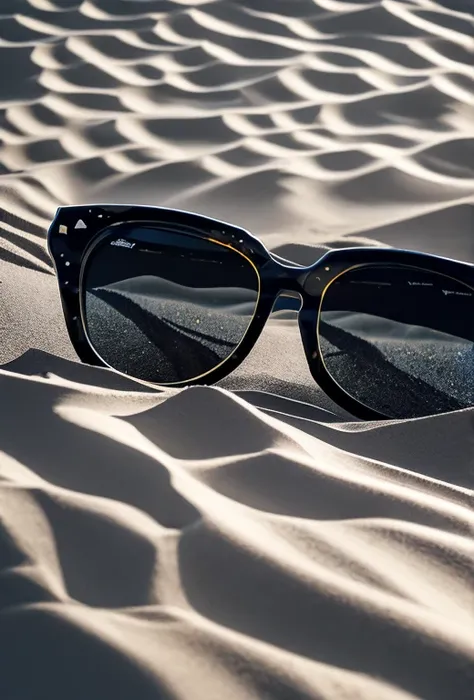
[0,1,473,698]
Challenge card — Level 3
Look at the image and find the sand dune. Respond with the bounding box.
[2,0,473,246]
[103,274,257,306]
[1,0,474,698]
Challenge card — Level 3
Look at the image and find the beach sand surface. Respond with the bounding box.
[0,1,473,698]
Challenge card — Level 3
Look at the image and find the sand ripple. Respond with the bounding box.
[1,0,473,262]
[0,362,473,698]
[0,6,474,692]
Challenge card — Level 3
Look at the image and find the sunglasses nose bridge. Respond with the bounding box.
[263,261,309,315]
[271,289,303,314]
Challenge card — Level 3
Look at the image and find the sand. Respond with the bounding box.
[0,1,473,698]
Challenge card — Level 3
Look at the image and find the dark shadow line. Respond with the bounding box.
[0,226,53,269]
[92,287,224,382]
[0,246,53,275]
[319,319,464,416]
[161,314,235,348]
[0,208,46,238]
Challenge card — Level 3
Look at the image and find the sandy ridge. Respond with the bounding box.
[1,0,473,261]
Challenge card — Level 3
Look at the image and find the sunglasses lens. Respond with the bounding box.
[319,264,474,418]
[81,226,260,384]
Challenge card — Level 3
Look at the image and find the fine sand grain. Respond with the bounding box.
[0,1,473,698]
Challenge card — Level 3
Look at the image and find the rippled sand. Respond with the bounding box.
[0,1,473,698]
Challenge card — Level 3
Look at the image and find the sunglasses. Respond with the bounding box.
[47,203,474,421]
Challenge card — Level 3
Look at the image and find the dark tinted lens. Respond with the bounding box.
[319,264,474,418]
[81,225,260,384]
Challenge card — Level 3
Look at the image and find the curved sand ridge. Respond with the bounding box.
[0,365,473,700]
[1,2,474,699]
[1,0,473,261]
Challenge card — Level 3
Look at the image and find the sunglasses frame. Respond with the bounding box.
[47,204,474,420]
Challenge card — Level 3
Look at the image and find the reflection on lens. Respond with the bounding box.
[81,225,259,384]
[318,264,474,418]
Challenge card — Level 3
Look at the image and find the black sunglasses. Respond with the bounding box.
[47,203,474,421]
